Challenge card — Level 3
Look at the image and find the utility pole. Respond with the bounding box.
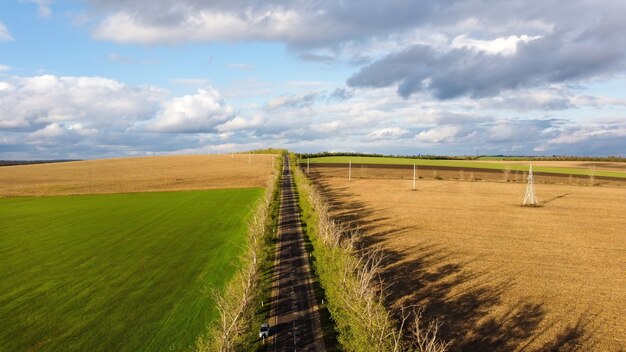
[349,161,352,181]
[523,162,538,206]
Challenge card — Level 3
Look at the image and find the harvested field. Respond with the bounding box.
[309,164,626,187]
[0,154,276,196]
[476,160,626,172]
[307,156,626,179]
[309,167,626,351]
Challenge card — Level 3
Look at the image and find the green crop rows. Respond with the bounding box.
[0,188,263,351]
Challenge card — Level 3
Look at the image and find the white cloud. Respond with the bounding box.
[0,22,14,41]
[93,9,302,44]
[217,115,264,132]
[0,65,12,72]
[146,88,234,133]
[367,127,409,140]
[544,125,626,146]
[416,125,464,143]
[311,120,343,134]
[0,81,14,91]
[266,93,319,110]
[480,87,626,111]
[30,122,65,138]
[0,74,167,130]
[1,72,624,158]
[451,34,540,56]
[25,0,53,18]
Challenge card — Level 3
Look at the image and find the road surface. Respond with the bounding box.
[265,155,326,351]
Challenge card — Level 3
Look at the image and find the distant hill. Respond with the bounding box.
[297,152,626,162]
[0,160,81,167]
[0,159,82,166]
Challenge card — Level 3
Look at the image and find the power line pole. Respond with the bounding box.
[523,162,539,206]
[348,161,352,181]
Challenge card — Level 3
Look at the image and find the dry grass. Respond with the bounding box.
[311,168,626,351]
[0,154,277,196]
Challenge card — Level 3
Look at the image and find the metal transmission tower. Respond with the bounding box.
[523,162,539,206]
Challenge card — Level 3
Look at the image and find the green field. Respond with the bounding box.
[0,188,263,352]
[306,156,626,178]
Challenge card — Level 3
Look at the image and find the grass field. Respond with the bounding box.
[310,169,626,351]
[0,188,263,352]
[306,156,626,178]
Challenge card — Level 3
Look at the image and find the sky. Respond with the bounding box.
[0,0,625,159]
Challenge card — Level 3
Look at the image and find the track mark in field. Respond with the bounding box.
[540,193,570,205]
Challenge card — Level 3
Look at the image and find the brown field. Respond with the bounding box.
[317,163,626,188]
[0,154,277,196]
[310,166,626,351]
[474,160,626,172]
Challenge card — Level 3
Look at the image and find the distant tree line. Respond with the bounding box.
[297,151,462,160]
[296,152,626,162]
[244,148,287,154]
[527,155,626,162]
[0,160,80,167]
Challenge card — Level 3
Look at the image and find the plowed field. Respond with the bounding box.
[310,169,626,351]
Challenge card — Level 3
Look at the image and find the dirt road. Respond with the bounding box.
[265,156,326,351]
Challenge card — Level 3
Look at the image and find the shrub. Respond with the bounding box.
[291,154,449,352]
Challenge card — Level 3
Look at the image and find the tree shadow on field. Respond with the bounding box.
[306,166,597,352]
[538,313,598,352]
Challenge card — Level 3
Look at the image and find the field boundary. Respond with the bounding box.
[197,154,282,352]
[291,154,449,352]
[308,163,626,182]
[305,156,626,179]
[0,189,262,351]
[266,155,326,351]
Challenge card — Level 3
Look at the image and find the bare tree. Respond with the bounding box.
[292,157,450,352]
[588,164,596,186]
[407,308,451,352]
[198,161,280,351]
[502,165,511,182]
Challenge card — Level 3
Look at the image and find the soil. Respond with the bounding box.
[0,154,277,196]
[475,160,626,171]
[311,164,626,187]
[309,166,626,351]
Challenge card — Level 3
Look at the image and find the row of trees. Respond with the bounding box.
[291,154,450,352]
[297,151,626,162]
[297,152,462,160]
[196,155,282,351]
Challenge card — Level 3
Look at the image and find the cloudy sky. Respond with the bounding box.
[1,0,625,159]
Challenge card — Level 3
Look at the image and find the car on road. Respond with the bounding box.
[259,323,270,339]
